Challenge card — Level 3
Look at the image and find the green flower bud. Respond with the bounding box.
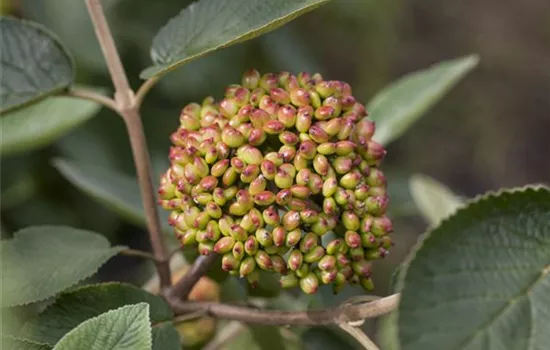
[319,269,337,284]
[372,216,393,236]
[214,237,235,254]
[365,247,389,260]
[222,167,238,187]
[345,230,361,248]
[296,263,309,278]
[380,236,394,249]
[219,215,234,236]
[332,272,346,294]
[315,81,336,98]
[194,193,212,206]
[299,232,319,253]
[253,191,276,206]
[229,224,248,241]
[260,73,278,91]
[239,256,256,277]
[262,206,280,226]
[250,108,269,127]
[354,184,370,201]
[300,209,319,224]
[314,105,335,121]
[323,197,338,216]
[360,277,374,291]
[339,265,353,279]
[288,250,303,271]
[206,221,221,241]
[221,126,245,148]
[365,195,389,216]
[242,69,260,89]
[240,164,260,183]
[274,169,293,189]
[326,239,344,255]
[361,232,378,248]
[286,229,302,247]
[220,98,239,118]
[248,128,267,146]
[322,177,338,198]
[342,211,360,231]
[255,228,274,247]
[309,90,321,108]
[288,198,307,211]
[260,160,276,180]
[304,246,325,263]
[263,120,285,134]
[180,230,197,245]
[309,125,330,144]
[313,154,330,176]
[278,145,296,162]
[198,242,214,255]
[182,102,201,119]
[335,140,356,156]
[271,255,288,274]
[244,236,259,256]
[276,189,292,206]
[295,169,311,186]
[290,88,311,107]
[352,260,372,278]
[317,142,336,155]
[318,255,337,271]
[247,269,261,288]
[332,156,353,174]
[255,250,272,270]
[295,106,313,132]
[280,273,299,288]
[349,247,364,261]
[283,211,300,230]
[311,217,330,236]
[299,273,319,294]
[277,106,297,128]
[269,87,291,104]
[233,241,245,261]
[249,176,267,195]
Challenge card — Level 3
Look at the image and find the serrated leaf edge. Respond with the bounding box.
[0,16,75,115]
[140,0,331,79]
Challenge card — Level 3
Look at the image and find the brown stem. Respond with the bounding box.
[122,108,171,287]
[167,254,218,300]
[166,293,400,326]
[85,0,171,288]
[66,87,118,112]
[119,248,157,261]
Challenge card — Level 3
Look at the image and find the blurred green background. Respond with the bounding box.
[1,0,549,347]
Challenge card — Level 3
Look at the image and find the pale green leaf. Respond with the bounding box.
[368,55,479,146]
[397,186,550,350]
[141,0,330,78]
[1,336,50,350]
[409,174,463,227]
[20,283,172,347]
[1,96,102,157]
[1,226,125,307]
[52,158,173,237]
[0,17,73,113]
[52,303,152,350]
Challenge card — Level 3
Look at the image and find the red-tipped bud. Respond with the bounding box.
[255,251,272,270]
[352,260,372,278]
[299,273,319,294]
[285,229,302,247]
[280,273,299,288]
[263,120,285,134]
[214,236,235,254]
[242,69,261,89]
[345,230,362,248]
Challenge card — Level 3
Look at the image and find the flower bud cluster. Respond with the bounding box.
[158,69,393,294]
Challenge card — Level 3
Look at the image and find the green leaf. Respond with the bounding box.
[1,336,50,350]
[52,158,173,238]
[151,324,180,350]
[141,0,331,79]
[0,17,73,113]
[397,186,550,350]
[1,226,125,307]
[20,283,172,346]
[52,303,152,350]
[409,174,463,227]
[1,96,102,157]
[368,55,479,146]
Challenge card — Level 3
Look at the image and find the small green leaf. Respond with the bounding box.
[52,158,173,237]
[409,174,463,227]
[397,186,550,350]
[151,324,180,350]
[1,96,102,157]
[1,336,50,350]
[1,226,125,307]
[0,17,73,113]
[52,303,152,350]
[141,0,331,78]
[368,55,479,146]
[20,283,172,346]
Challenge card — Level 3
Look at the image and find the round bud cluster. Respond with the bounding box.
[158,69,393,294]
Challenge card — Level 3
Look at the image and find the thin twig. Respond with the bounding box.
[167,293,400,326]
[85,0,171,288]
[134,76,160,109]
[339,323,380,350]
[85,0,134,107]
[119,248,156,261]
[66,88,118,112]
[122,109,171,287]
[167,254,218,300]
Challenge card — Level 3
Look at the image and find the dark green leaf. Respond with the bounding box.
[409,174,463,227]
[52,158,176,246]
[151,324,180,350]
[249,325,288,350]
[0,17,73,113]
[368,55,479,146]
[1,96,102,157]
[52,303,152,350]
[141,0,330,78]
[397,186,550,350]
[20,283,172,346]
[1,226,125,307]
[1,336,50,350]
